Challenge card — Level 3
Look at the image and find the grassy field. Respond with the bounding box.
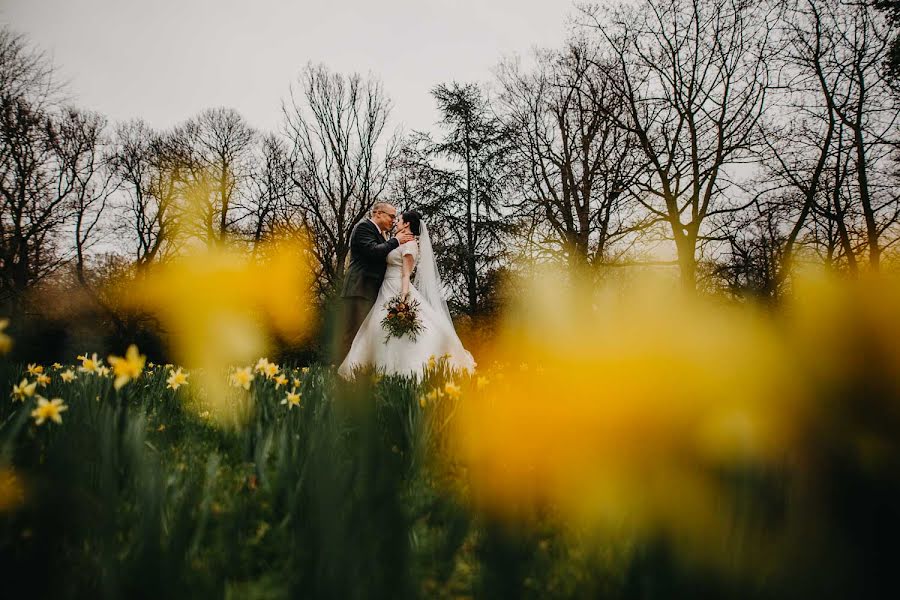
[0,358,633,599]
[4,273,900,600]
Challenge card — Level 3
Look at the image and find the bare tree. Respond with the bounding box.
[283,63,398,294]
[496,39,647,271]
[170,107,257,246]
[756,0,900,282]
[580,0,776,290]
[109,120,179,267]
[245,133,296,254]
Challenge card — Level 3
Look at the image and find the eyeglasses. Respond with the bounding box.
[375,210,397,220]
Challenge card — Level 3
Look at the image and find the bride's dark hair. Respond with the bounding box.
[401,209,422,236]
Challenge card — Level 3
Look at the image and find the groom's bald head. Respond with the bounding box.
[370,202,397,232]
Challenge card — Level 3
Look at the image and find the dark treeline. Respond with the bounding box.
[2,0,900,359]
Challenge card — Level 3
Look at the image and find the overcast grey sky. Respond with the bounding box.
[3,0,574,134]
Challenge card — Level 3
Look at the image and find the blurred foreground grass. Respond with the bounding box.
[2,272,900,599]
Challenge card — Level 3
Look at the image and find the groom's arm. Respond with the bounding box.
[351,223,399,261]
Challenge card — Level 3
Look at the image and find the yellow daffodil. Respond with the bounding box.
[254,357,272,374]
[35,373,51,387]
[167,368,189,391]
[292,377,301,388]
[60,369,77,383]
[107,344,146,390]
[274,373,289,389]
[444,382,462,399]
[301,367,310,375]
[0,319,11,354]
[281,390,302,409]
[230,367,254,390]
[51,362,62,369]
[264,362,279,379]
[77,353,102,374]
[11,379,36,401]
[427,355,437,369]
[97,365,110,377]
[26,364,43,376]
[31,397,68,426]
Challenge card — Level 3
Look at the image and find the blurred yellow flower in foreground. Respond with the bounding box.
[167,367,189,391]
[31,397,68,426]
[117,233,314,424]
[0,466,25,512]
[26,364,43,376]
[451,270,807,549]
[108,345,146,390]
[0,319,12,354]
[11,379,36,402]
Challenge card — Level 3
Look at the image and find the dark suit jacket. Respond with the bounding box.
[341,219,400,301]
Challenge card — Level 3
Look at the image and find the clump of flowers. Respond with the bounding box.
[381,295,424,343]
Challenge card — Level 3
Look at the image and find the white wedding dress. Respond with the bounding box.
[338,223,476,378]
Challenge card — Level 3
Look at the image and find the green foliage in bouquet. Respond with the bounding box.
[381,294,425,343]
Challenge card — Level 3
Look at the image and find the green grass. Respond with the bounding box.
[0,361,625,599]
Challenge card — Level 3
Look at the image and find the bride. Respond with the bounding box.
[338,210,476,378]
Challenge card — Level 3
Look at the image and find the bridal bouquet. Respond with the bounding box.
[381,294,425,343]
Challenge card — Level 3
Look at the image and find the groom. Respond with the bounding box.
[338,202,414,358]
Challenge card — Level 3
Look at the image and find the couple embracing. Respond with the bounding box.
[337,202,475,378]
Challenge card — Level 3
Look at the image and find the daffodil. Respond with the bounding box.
[107,345,146,390]
[60,369,77,383]
[11,379,36,401]
[51,362,63,369]
[476,376,490,390]
[230,367,254,390]
[444,382,462,399]
[427,355,437,369]
[281,390,302,409]
[26,364,43,376]
[97,365,110,377]
[291,377,302,388]
[167,367,189,391]
[254,358,272,374]
[35,373,51,387]
[274,373,289,389]
[301,367,310,375]
[77,353,102,374]
[31,397,67,426]
[264,362,279,379]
